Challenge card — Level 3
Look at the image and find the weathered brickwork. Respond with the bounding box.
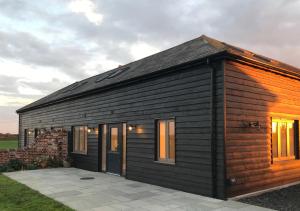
[0,128,68,165]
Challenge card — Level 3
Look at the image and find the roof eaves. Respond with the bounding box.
[16,50,228,114]
[226,51,300,80]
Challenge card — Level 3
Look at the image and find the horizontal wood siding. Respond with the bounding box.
[225,60,300,197]
[19,63,225,198]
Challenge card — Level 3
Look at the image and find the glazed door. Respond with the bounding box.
[106,123,122,175]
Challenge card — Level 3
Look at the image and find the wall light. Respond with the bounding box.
[28,131,32,135]
[128,125,136,131]
[87,127,99,134]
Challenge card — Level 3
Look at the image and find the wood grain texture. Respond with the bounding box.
[19,62,226,198]
[225,60,300,197]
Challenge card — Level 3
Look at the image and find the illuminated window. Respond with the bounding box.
[110,127,118,152]
[73,126,87,154]
[272,119,295,161]
[157,119,175,163]
[24,129,34,147]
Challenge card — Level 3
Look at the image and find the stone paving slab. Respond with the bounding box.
[4,168,273,211]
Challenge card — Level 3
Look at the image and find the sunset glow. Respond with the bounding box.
[0,0,300,134]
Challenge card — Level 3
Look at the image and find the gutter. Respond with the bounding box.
[207,58,218,198]
[227,53,300,80]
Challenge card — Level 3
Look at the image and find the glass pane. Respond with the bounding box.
[75,127,80,152]
[280,122,287,157]
[288,122,295,156]
[122,123,127,176]
[272,122,278,158]
[168,120,175,160]
[159,121,166,159]
[101,125,107,171]
[111,128,118,152]
[79,126,85,152]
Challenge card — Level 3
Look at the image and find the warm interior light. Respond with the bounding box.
[87,128,91,133]
[272,122,277,133]
[28,131,32,135]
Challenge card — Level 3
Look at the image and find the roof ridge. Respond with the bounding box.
[17,35,300,113]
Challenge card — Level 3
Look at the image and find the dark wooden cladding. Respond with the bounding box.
[225,60,300,197]
[19,62,226,199]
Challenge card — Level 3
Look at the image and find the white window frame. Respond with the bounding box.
[272,118,295,162]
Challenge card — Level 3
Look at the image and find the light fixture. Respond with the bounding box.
[88,128,92,133]
[128,125,136,131]
[28,131,32,135]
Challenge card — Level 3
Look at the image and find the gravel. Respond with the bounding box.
[238,184,300,211]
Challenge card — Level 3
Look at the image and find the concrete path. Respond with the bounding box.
[5,168,272,211]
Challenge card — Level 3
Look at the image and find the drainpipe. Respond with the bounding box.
[207,58,217,198]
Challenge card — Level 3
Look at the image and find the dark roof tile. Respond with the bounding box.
[17,35,300,112]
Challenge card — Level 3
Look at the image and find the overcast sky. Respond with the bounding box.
[0,0,300,133]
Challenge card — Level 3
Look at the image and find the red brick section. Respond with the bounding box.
[0,128,68,165]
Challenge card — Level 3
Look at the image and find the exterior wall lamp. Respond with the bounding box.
[128,125,136,131]
[88,127,99,134]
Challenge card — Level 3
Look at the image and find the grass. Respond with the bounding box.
[0,174,73,211]
[0,139,18,149]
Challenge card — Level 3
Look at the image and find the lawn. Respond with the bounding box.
[0,139,18,149]
[0,174,73,211]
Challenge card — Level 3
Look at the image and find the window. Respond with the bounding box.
[24,129,28,147]
[24,129,34,147]
[272,119,295,161]
[157,119,175,163]
[73,126,87,154]
[101,124,107,172]
[110,127,118,152]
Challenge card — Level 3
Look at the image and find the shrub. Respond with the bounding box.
[0,164,8,172]
[47,156,63,168]
[34,155,49,168]
[7,159,24,171]
[25,163,38,170]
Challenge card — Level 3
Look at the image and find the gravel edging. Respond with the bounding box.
[238,184,300,211]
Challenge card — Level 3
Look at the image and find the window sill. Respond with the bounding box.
[271,159,300,170]
[273,156,295,162]
[71,152,87,155]
[154,160,175,166]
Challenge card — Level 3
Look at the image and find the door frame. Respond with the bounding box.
[98,122,127,176]
[106,123,123,175]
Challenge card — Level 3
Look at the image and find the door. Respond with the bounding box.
[106,123,123,174]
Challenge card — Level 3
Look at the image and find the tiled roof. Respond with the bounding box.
[17,35,300,112]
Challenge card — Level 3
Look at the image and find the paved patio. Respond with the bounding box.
[5,168,272,211]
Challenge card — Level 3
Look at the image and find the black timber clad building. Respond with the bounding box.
[18,35,300,199]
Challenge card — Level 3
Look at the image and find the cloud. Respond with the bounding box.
[0,95,33,107]
[130,41,160,60]
[0,106,18,134]
[68,0,103,25]
[1,0,300,133]
[0,30,91,79]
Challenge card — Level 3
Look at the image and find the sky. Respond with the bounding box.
[0,0,300,134]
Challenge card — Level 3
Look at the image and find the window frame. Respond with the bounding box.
[272,118,296,162]
[24,129,28,147]
[24,129,34,147]
[72,126,88,155]
[156,119,176,164]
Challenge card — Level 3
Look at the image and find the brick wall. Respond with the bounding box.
[0,128,68,165]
